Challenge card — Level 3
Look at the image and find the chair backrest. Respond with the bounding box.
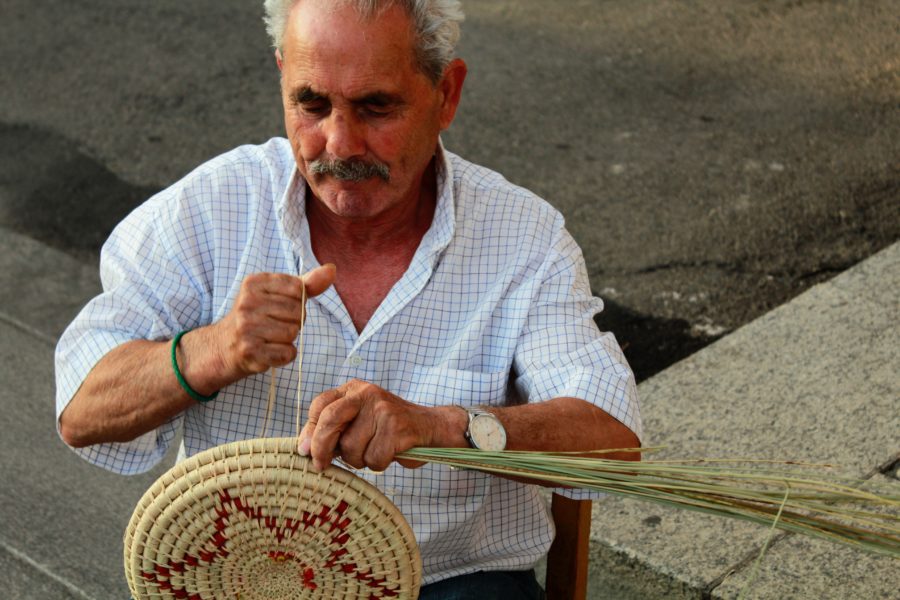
[545,494,592,600]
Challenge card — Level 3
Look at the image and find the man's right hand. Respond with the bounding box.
[212,265,336,382]
[59,264,335,448]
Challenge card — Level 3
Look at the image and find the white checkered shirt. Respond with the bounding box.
[55,138,641,583]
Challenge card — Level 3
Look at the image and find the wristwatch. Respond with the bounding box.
[462,408,507,451]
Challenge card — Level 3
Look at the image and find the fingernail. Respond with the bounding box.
[298,436,311,456]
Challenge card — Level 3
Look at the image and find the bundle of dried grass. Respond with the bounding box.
[398,447,899,558]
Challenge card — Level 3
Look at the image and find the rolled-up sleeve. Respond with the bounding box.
[54,196,208,474]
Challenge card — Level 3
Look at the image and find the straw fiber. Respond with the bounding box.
[124,437,421,599]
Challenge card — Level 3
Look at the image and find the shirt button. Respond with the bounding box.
[348,355,363,367]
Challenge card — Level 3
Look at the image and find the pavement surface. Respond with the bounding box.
[0,1,898,599]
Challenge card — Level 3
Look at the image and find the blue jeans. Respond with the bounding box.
[419,569,546,600]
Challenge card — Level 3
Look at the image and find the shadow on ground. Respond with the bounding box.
[0,122,159,261]
[596,298,721,383]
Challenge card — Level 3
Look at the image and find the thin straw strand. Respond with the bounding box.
[295,279,307,438]
[739,485,791,600]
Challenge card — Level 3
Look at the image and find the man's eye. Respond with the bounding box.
[300,102,329,115]
[364,105,393,118]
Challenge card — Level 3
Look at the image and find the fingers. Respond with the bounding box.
[249,265,335,307]
[298,380,430,473]
[297,387,347,462]
[247,266,335,325]
[313,395,367,471]
[221,267,335,377]
[361,433,397,473]
[252,272,304,300]
[259,294,305,326]
[225,313,299,374]
[236,317,300,345]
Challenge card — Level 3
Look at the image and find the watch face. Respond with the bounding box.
[470,414,507,451]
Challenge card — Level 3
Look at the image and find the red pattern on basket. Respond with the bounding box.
[139,491,401,599]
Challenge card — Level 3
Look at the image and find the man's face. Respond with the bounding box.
[278,1,464,221]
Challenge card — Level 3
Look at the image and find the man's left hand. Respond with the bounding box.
[297,379,455,472]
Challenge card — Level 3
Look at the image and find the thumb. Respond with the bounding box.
[302,263,336,298]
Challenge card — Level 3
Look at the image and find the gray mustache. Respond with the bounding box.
[308,157,391,182]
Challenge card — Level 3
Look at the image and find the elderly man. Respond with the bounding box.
[56,0,641,597]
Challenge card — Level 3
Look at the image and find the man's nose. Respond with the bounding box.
[323,112,366,160]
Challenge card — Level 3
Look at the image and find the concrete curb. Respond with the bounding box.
[586,242,899,599]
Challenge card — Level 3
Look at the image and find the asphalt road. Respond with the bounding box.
[2,0,898,380]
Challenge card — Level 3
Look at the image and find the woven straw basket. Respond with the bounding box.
[124,437,422,599]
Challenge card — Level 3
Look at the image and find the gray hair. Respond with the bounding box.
[263,0,464,83]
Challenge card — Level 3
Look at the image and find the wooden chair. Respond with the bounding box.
[545,494,592,600]
[503,382,592,599]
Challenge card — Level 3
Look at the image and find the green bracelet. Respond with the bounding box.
[171,330,219,403]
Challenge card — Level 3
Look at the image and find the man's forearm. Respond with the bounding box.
[58,327,228,447]
[422,397,641,487]
[493,396,640,460]
[58,266,338,449]
[474,397,640,486]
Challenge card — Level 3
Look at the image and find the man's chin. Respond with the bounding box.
[312,186,384,219]
[311,177,380,196]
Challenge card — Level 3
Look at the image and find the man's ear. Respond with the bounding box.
[437,58,467,130]
[275,48,284,72]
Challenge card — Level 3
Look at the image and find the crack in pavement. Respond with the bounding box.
[0,537,95,600]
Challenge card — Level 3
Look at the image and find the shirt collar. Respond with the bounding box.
[274,160,308,274]
[418,138,456,266]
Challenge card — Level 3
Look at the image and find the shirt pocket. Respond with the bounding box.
[400,365,511,409]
